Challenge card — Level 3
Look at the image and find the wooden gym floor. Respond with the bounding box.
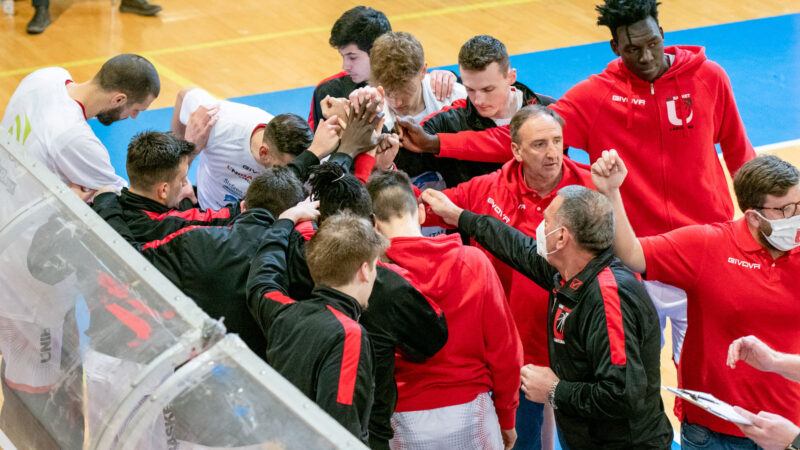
[1,0,800,446]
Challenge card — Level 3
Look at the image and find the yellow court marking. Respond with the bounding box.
[0,0,539,79]
[143,55,224,100]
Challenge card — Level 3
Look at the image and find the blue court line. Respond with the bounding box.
[90,13,800,183]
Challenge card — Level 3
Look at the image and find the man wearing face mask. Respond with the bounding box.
[593,151,800,449]
[421,105,593,449]
[1,54,160,200]
[421,182,672,449]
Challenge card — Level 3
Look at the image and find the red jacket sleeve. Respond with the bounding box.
[353,153,376,184]
[420,177,477,229]
[550,81,600,152]
[707,61,755,175]
[437,127,513,163]
[475,247,523,429]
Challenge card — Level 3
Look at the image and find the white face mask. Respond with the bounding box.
[536,219,562,261]
[754,211,800,251]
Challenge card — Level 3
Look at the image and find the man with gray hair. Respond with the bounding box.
[420,104,593,448]
[422,184,673,449]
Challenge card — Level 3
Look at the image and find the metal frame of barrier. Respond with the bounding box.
[0,135,367,449]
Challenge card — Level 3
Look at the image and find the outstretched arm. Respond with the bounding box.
[421,189,557,288]
[246,200,319,332]
[728,335,800,383]
[591,150,646,273]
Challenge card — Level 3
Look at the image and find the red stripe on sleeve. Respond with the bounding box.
[143,208,232,222]
[597,268,627,365]
[419,98,468,126]
[294,221,316,241]
[326,305,362,405]
[265,291,295,305]
[142,225,205,250]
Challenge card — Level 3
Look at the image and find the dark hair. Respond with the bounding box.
[263,113,313,157]
[509,105,565,145]
[329,6,391,53]
[733,155,799,212]
[596,0,661,40]
[555,185,614,254]
[244,166,306,217]
[308,162,372,223]
[369,31,425,93]
[307,212,386,287]
[93,54,160,104]
[458,35,510,73]
[126,131,193,190]
[367,170,417,221]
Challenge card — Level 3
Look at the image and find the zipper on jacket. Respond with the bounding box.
[650,83,654,95]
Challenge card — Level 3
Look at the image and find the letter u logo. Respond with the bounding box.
[666,96,693,127]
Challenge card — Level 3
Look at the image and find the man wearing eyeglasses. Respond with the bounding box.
[592,151,800,450]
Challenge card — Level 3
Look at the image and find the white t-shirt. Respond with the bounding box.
[179,88,274,210]
[1,67,126,189]
[381,74,467,237]
[382,73,468,131]
[491,87,524,127]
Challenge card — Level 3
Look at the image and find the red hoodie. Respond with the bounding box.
[425,158,593,368]
[436,46,755,236]
[386,234,523,430]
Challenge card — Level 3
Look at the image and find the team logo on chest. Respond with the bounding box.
[666,94,694,128]
[553,304,572,344]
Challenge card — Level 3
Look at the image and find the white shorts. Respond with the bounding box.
[390,392,502,450]
[643,280,687,364]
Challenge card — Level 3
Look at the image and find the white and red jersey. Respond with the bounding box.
[1,67,126,189]
[178,88,273,210]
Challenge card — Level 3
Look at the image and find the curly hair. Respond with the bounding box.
[308,162,373,223]
[369,32,425,94]
[596,0,661,40]
[329,6,391,53]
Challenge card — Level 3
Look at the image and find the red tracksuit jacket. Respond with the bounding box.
[426,158,593,368]
[386,234,523,430]
[435,45,755,236]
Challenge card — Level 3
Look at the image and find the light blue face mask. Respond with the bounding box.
[754,211,800,251]
[536,219,562,261]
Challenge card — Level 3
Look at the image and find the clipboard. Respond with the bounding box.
[662,386,753,425]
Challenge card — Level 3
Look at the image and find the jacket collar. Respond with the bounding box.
[553,246,616,301]
[313,286,363,322]
[119,187,171,214]
[465,81,542,129]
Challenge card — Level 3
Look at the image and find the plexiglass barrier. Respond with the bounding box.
[0,136,366,449]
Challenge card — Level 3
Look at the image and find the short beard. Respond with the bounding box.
[757,217,779,251]
[96,105,124,126]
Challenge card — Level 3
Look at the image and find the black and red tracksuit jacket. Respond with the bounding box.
[284,224,448,449]
[91,188,240,244]
[394,81,556,188]
[115,208,304,358]
[247,219,374,445]
[308,71,366,130]
[459,211,673,449]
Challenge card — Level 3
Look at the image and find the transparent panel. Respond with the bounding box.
[119,336,367,450]
[0,137,220,449]
[0,136,366,450]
